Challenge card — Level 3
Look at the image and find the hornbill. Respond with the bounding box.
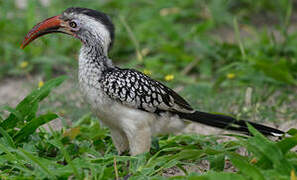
[21,7,284,155]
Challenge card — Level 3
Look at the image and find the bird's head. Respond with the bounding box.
[21,7,115,54]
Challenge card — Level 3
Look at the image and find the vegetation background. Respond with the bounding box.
[0,0,297,179]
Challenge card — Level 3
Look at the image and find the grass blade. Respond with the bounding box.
[233,17,246,59]
[18,148,56,179]
[13,113,58,143]
[191,171,246,180]
[0,142,31,174]
[246,123,292,175]
[209,154,225,171]
[49,125,81,179]
[229,153,265,180]
[276,135,297,154]
[0,105,23,123]
[0,126,16,148]
[0,76,67,130]
[0,142,18,162]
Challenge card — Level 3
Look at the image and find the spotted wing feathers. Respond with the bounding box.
[100,68,194,113]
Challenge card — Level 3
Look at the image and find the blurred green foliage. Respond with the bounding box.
[1,0,297,86]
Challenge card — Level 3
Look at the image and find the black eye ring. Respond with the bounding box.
[69,21,77,28]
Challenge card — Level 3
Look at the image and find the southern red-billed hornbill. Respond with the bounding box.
[21,7,284,155]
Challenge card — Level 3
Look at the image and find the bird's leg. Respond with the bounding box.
[123,124,152,156]
[110,128,129,155]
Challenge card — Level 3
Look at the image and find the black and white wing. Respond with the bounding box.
[100,68,286,137]
[100,68,194,114]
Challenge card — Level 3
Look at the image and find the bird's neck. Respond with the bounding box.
[78,44,114,85]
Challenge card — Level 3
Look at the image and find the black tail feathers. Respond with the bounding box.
[178,111,284,136]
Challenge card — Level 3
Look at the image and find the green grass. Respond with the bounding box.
[1,0,297,179]
[0,78,297,179]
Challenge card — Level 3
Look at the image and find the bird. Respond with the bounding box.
[21,7,284,155]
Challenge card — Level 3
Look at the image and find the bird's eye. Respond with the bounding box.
[69,21,77,28]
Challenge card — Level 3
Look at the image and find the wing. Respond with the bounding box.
[100,68,194,114]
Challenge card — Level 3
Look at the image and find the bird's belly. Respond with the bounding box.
[78,80,187,135]
[78,81,145,128]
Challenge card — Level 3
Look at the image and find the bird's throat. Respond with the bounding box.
[78,44,114,86]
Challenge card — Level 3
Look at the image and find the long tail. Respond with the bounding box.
[178,111,284,136]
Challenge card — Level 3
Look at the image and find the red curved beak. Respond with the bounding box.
[21,15,63,49]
